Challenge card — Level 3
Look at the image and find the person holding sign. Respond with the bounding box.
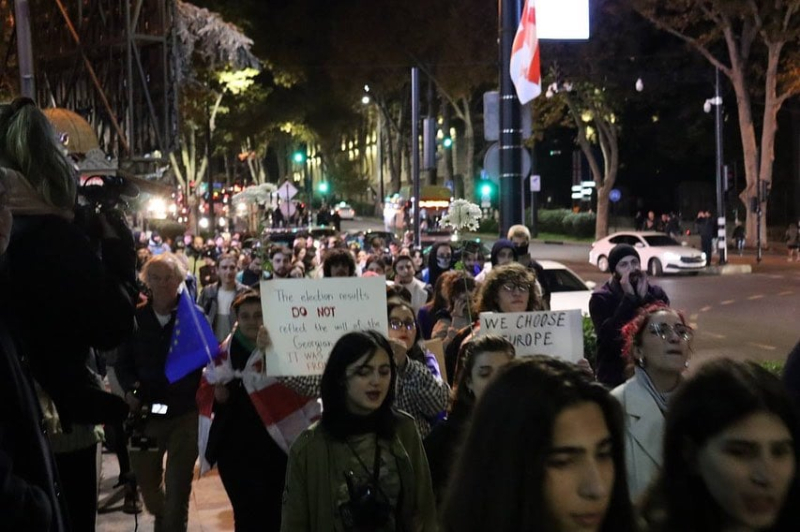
[445,263,544,384]
[386,302,450,439]
[442,356,637,532]
[425,335,515,506]
[589,244,669,388]
[640,359,800,532]
[281,331,437,532]
[611,303,692,501]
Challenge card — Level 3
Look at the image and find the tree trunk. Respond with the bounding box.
[596,187,610,239]
[441,96,454,186]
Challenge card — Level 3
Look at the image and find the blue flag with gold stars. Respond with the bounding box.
[165,286,219,383]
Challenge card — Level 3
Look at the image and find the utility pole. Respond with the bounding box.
[499,0,524,237]
[411,67,421,248]
[14,0,35,98]
[714,68,727,264]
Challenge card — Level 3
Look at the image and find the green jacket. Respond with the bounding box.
[281,411,438,532]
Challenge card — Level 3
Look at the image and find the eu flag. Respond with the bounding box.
[165,287,219,383]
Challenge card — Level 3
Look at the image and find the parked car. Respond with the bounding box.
[589,231,706,276]
[332,201,355,220]
[539,260,596,316]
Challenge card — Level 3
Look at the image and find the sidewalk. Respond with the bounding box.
[97,450,234,531]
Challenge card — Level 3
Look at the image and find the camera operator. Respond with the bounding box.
[0,98,136,529]
[589,244,670,388]
[115,253,202,532]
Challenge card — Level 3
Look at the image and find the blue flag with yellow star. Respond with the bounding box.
[165,287,219,383]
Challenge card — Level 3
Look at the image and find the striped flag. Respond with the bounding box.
[510,0,542,104]
[196,335,321,474]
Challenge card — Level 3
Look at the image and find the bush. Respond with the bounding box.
[537,209,571,234]
[478,217,499,234]
[760,360,784,375]
[564,211,596,238]
[583,316,597,370]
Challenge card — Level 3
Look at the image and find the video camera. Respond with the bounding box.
[78,174,139,213]
[123,389,169,452]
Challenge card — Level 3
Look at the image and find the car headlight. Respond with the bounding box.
[663,252,681,261]
[701,252,707,260]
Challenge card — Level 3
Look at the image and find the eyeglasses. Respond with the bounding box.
[389,318,416,331]
[501,282,530,294]
[648,322,693,341]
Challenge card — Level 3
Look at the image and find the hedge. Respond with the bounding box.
[533,209,596,238]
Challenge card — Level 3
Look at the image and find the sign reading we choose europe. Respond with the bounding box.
[478,309,584,362]
[260,277,389,376]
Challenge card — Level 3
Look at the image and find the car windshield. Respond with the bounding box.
[643,235,680,247]
[540,269,588,293]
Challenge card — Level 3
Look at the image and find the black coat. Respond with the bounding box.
[0,319,68,532]
[589,278,670,387]
[0,215,135,428]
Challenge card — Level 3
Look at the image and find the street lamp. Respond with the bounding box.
[704,68,726,265]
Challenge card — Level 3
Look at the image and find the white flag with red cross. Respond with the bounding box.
[510,0,542,104]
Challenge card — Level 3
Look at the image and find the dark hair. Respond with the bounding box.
[232,290,261,314]
[450,335,515,416]
[427,242,453,287]
[386,284,412,305]
[443,356,636,532]
[364,254,385,273]
[443,270,476,306]
[322,248,356,277]
[641,359,800,531]
[475,263,543,313]
[320,331,398,440]
[386,301,424,364]
[216,253,237,266]
[428,270,459,316]
[269,245,291,260]
[0,98,77,209]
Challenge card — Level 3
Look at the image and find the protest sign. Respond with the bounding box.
[260,276,388,375]
[478,309,583,362]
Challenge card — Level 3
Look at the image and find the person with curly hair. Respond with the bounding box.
[611,303,692,501]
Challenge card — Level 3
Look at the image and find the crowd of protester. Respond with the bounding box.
[1,98,800,532]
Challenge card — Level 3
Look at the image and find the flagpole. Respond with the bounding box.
[499,0,524,237]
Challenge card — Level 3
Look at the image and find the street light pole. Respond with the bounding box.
[714,68,727,265]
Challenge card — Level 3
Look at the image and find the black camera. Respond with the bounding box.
[339,470,391,529]
[78,174,139,213]
[124,389,169,451]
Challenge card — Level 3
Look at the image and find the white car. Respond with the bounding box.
[589,231,706,276]
[538,260,595,316]
[333,202,355,220]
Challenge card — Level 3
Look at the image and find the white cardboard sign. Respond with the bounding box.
[260,277,388,376]
[478,309,583,362]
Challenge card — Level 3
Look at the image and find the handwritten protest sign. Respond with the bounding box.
[260,277,388,376]
[478,309,583,362]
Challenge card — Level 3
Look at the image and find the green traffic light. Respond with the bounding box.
[293,151,306,163]
[480,183,492,197]
[443,137,453,148]
[318,182,329,193]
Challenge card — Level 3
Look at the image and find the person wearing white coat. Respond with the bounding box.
[612,303,692,501]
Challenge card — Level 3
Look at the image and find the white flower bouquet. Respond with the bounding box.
[440,199,483,232]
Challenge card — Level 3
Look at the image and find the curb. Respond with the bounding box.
[542,240,565,245]
[700,264,753,275]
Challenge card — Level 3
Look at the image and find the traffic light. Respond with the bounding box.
[480,183,492,197]
[477,179,496,205]
[442,136,453,148]
[293,150,306,164]
[318,181,330,194]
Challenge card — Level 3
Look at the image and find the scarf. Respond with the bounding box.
[1,167,74,221]
[634,366,671,413]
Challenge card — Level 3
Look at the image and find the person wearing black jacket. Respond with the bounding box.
[116,253,202,532]
[589,244,669,388]
[0,98,135,529]
[0,175,67,531]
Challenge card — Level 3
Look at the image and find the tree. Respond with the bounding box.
[632,0,800,246]
[539,76,620,238]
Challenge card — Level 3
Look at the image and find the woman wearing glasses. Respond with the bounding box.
[386,301,450,438]
[611,303,692,501]
[444,263,544,381]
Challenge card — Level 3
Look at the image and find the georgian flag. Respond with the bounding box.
[196,334,321,474]
[510,0,542,104]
